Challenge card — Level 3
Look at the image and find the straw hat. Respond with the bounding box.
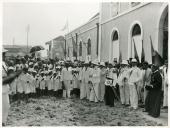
[92,59,99,65]
[100,62,105,67]
[121,60,128,65]
[131,58,137,63]
[3,48,8,53]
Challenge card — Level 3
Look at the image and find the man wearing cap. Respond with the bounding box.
[117,60,130,106]
[2,48,21,126]
[99,62,106,102]
[128,58,141,110]
[89,60,100,102]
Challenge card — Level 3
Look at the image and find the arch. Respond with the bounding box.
[156,3,168,60]
[109,27,120,63]
[128,21,143,60]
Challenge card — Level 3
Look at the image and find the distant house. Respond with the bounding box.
[45,36,65,59]
[3,45,32,58]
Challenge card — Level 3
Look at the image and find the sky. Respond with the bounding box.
[3,2,99,57]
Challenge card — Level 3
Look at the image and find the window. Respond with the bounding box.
[131,2,141,7]
[87,39,91,55]
[132,24,141,36]
[112,31,118,41]
[111,30,119,63]
[79,41,82,56]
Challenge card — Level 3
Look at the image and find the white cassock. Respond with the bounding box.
[61,67,73,98]
[40,76,46,90]
[117,67,130,105]
[79,67,86,99]
[99,68,106,102]
[89,68,100,102]
[17,73,25,93]
[128,66,141,109]
[82,67,91,100]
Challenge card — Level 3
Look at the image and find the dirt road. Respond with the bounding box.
[7,96,164,126]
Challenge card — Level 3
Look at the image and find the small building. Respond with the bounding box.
[3,45,32,58]
[45,36,65,60]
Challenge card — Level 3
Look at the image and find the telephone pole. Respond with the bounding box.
[26,24,30,54]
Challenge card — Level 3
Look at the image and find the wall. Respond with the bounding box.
[65,16,99,61]
[100,3,164,63]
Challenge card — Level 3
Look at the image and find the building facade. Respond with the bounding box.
[46,36,65,60]
[3,45,32,58]
[65,2,168,63]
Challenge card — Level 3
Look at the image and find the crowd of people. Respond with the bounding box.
[2,48,168,126]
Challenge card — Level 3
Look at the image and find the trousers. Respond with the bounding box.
[129,83,138,109]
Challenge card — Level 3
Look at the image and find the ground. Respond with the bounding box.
[7,96,167,126]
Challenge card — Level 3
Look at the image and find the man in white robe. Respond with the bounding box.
[128,59,141,110]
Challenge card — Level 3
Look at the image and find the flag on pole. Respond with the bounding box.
[26,24,30,32]
[67,47,69,57]
[72,36,77,57]
[119,50,122,63]
[132,38,139,63]
[61,20,68,31]
[141,40,145,63]
[150,36,163,66]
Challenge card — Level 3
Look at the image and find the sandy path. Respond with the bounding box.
[7,96,162,126]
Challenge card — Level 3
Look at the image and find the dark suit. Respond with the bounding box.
[147,70,162,118]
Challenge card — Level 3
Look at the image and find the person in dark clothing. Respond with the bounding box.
[104,64,117,107]
[146,64,162,118]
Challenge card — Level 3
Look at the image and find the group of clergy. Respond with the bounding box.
[2,47,168,126]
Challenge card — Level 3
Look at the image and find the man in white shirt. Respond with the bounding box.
[128,59,141,110]
[89,61,100,103]
[117,60,130,106]
[2,48,21,126]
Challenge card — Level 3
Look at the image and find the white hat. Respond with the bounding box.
[121,60,128,65]
[100,62,105,66]
[29,62,33,65]
[32,70,37,73]
[8,66,15,71]
[131,58,137,63]
[3,48,8,53]
[92,59,99,65]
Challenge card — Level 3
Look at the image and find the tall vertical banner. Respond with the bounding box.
[132,38,139,63]
[141,40,145,63]
[119,50,122,63]
[72,36,77,57]
[150,36,163,66]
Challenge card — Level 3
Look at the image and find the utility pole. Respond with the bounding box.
[12,37,15,47]
[26,24,30,54]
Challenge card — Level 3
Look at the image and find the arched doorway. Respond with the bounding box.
[163,13,168,61]
[157,3,168,64]
[111,30,119,63]
[131,23,143,62]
